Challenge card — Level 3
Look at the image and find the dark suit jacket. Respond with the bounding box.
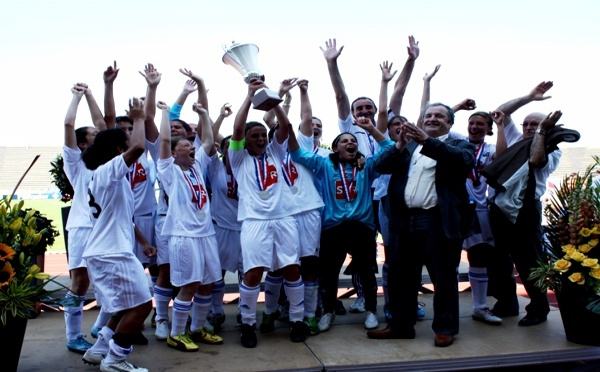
[375,137,477,240]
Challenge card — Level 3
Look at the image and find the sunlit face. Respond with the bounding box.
[423,106,452,138]
[312,118,323,140]
[170,121,187,137]
[117,121,133,137]
[245,126,268,156]
[352,98,377,123]
[172,138,195,167]
[521,113,545,139]
[467,115,490,143]
[388,117,406,142]
[333,134,358,162]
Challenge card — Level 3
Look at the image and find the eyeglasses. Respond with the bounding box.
[521,122,539,128]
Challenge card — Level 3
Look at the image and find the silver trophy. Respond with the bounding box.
[222,42,283,111]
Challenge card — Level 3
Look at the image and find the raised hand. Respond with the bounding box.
[297,79,309,93]
[179,68,203,83]
[423,64,441,82]
[320,38,344,63]
[279,78,298,96]
[353,116,373,130]
[192,102,208,116]
[247,78,266,96]
[490,110,505,127]
[71,83,86,98]
[220,103,233,117]
[380,60,397,83]
[103,61,119,84]
[183,79,198,94]
[129,97,145,121]
[139,63,161,87]
[540,110,562,130]
[156,101,170,111]
[407,35,420,60]
[529,81,553,101]
[456,98,477,111]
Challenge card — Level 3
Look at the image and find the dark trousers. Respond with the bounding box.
[319,221,378,314]
[489,201,550,317]
[387,207,463,335]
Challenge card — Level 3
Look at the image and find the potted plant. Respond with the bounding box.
[530,156,600,345]
[50,153,73,254]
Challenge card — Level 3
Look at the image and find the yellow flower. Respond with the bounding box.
[34,272,50,280]
[580,228,592,238]
[553,259,572,273]
[562,244,576,252]
[27,264,41,276]
[568,272,586,285]
[0,243,16,262]
[589,239,599,248]
[570,250,586,262]
[9,217,23,232]
[579,244,592,253]
[591,268,600,280]
[0,262,16,287]
[582,258,599,268]
[591,225,600,235]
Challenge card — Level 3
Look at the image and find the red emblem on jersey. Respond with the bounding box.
[335,180,357,200]
[129,162,147,189]
[265,163,278,187]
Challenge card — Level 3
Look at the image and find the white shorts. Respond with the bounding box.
[295,209,321,258]
[214,224,243,273]
[155,215,169,266]
[86,252,152,313]
[378,202,389,246]
[133,213,156,265]
[168,235,221,287]
[240,217,300,273]
[463,207,495,249]
[67,227,91,270]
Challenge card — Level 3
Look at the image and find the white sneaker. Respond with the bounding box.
[318,313,335,332]
[155,320,169,340]
[82,348,104,366]
[100,359,148,372]
[349,297,366,313]
[472,307,502,325]
[364,311,379,330]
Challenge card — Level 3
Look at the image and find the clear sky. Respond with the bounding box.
[1,0,598,148]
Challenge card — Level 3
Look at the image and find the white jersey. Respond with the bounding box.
[229,138,299,221]
[289,133,325,213]
[207,154,242,231]
[83,155,135,258]
[157,153,215,238]
[129,140,158,216]
[62,146,93,230]
[466,141,496,207]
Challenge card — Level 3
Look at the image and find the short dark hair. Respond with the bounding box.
[82,128,128,170]
[244,121,266,135]
[469,111,494,135]
[171,119,192,134]
[75,127,92,146]
[387,115,408,129]
[116,116,133,125]
[423,103,454,124]
[351,97,377,112]
[170,136,188,151]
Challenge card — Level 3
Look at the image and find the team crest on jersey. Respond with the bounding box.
[335,180,357,200]
[192,184,208,206]
[265,163,278,187]
[129,162,147,188]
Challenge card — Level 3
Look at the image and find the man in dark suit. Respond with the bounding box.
[368,103,476,347]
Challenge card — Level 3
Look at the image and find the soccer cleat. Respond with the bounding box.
[304,316,320,336]
[82,349,104,366]
[100,359,148,372]
[240,323,257,348]
[259,310,280,333]
[208,313,226,333]
[90,326,101,339]
[155,320,169,340]
[349,297,366,313]
[317,313,335,332]
[188,327,224,345]
[364,311,379,330]
[290,321,308,343]
[417,302,426,318]
[167,333,199,352]
[67,334,93,354]
[472,307,502,325]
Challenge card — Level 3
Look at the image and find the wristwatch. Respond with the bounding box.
[535,128,546,135]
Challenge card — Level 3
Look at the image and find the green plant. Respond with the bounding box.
[49,154,74,203]
[530,156,600,314]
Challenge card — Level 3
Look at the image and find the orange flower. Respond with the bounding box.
[0,243,16,262]
[0,262,16,287]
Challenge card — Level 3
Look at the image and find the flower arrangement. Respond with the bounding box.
[49,154,74,203]
[0,196,69,326]
[530,156,600,314]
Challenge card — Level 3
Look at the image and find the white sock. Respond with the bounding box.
[284,278,305,323]
[64,293,86,341]
[153,285,172,323]
[263,274,283,314]
[93,309,112,330]
[104,338,131,365]
[90,326,113,355]
[303,280,318,318]
[239,282,260,325]
[171,298,192,337]
[211,279,225,315]
[190,294,211,332]
[469,266,489,310]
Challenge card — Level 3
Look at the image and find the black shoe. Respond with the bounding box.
[290,321,308,343]
[518,314,547,327]
[335,299,347,316]
[240,324,257,348]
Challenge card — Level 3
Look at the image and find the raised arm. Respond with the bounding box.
[193,102,214,156]
[123,98,146,166]
[298,79,313,137]
[273,104,290,144]
[81,83,108,131]
[64,84,86,150]
[417,64,441,128]
[389,35,419,115]
[496,81,553,125]
[103,61,119,128]
[232,79,267,141]
[157,101,171,160]
[263,78,298,129]
[320,38,350,119]
[355,116,385,143]
[377,60,397,134]
[529,110,561,167]
[212,103,233,147]
[180,68,209,114]
[490,110,507,159]
[139,63,161,142]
